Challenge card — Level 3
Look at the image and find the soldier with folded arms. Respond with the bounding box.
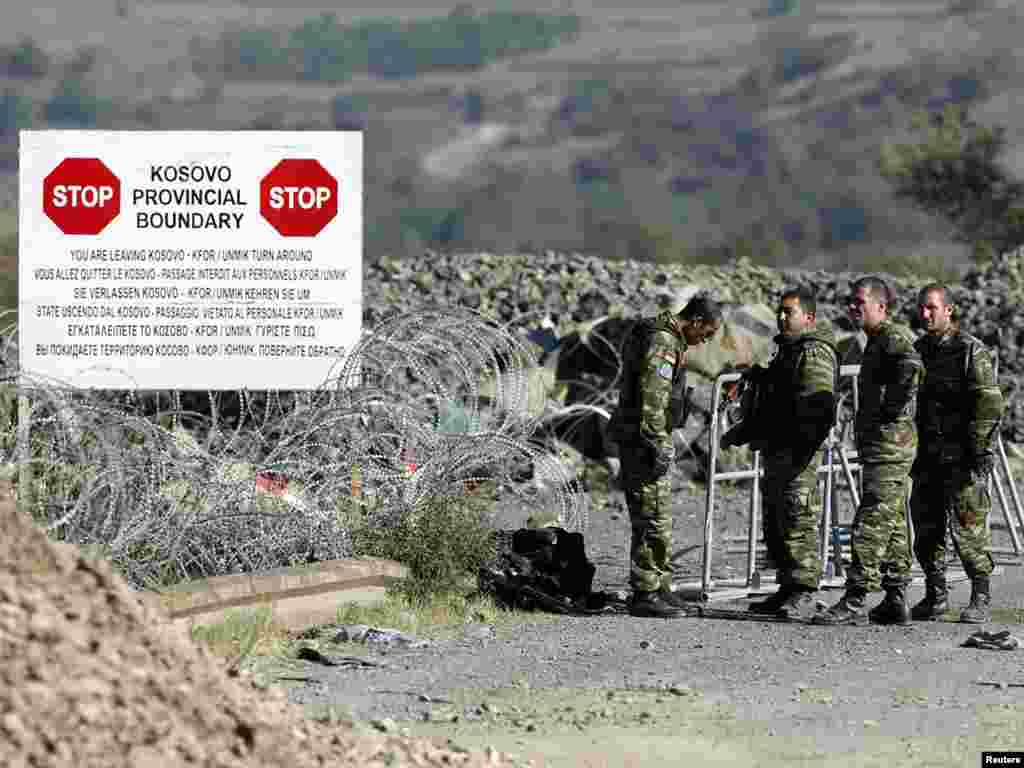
[814,276,923,626]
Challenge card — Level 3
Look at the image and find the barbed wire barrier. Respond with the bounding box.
[1,307,588,590]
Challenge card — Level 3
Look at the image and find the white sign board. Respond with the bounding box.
[18,130,362,391]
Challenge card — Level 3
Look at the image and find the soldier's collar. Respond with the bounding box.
[923,328,957,346]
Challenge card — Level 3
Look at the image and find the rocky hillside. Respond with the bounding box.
[362,248,1024,442]
[3,1,1024,270]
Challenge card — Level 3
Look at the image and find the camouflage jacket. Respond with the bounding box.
[913,330,1004,466]
[855,319,923,464]
[608,311,688,453]
[755,320,839,461]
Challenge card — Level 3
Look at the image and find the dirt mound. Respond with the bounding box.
[0,486,515,768]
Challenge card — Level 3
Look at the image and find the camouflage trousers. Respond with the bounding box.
[620,444,674,594]
[910,460,994,580]
[846,462,913,592]
[761,448,823,591]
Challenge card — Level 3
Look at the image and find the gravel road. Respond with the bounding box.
[275,480,1024,766]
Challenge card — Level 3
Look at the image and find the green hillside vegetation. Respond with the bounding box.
[879,104,1024,260]
[0,209,15,324]
[219,10,580,83]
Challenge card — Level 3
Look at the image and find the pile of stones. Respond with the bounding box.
[362,248,1024,442]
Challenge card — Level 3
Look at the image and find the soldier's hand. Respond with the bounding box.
[642,435,673,479]
[741,364,767,385]
[651,447,672,479]
[966,454,995,480]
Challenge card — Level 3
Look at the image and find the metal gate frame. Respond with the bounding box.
[696,362,1024,602]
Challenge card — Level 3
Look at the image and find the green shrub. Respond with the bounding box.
[1,88,32,135]
[237,28,289,75]
[857,250,962,284]
[351,493,497,606]
[0,232,16,322]
[3,37,49,78]
[224,11,579,83]
[634,224,694,265]
[879,104,1024,257]
[44,77,112,127]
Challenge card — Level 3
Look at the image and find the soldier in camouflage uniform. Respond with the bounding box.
[608,293,723,618]
[910,284,1004,624]
[814,276,923,626]
[721,287,839,620]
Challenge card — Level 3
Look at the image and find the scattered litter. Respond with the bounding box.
[295,647,391,668]
[296,647,338,666]
[417,693,453,704]
[462,624,497,642]
[370,718,398,733]
[331,624,432,648]
[962,630,1021,650]
[976,680,1024,689]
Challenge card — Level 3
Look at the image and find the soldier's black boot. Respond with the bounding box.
[748,585,793,615]
[776,587,816,621]
[868,584,911,625]
[911,577,948,621]
[960,576,991,624]
[811,586,868,626]
[629,591,686,618]
[658,588,695,612]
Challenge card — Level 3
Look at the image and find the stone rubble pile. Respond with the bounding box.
[362,249,1024,442]
[0,483,518,768]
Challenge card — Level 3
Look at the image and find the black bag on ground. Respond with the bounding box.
[478,527,604,614]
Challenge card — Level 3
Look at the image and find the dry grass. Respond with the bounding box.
[189,604,294,665]
[333,590,559,642]
[188,589,559,671]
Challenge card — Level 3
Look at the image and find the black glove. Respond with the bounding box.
[966,453,995,479]
[741,364,768,385]
[642,435,673,480]
[652,447,672,480]
[720,424,749,450]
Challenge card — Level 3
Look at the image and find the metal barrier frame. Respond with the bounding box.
[700,362,1024,600]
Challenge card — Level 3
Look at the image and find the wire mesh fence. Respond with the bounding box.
[1,307,589,589]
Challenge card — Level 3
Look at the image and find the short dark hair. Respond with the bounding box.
[917,282,950,305]
[679,292,724,324]
[851,275,892,306]
[780,286,817,316]
[918,282,959,323]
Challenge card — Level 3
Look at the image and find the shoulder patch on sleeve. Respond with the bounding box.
[656,362,673,381]
[973,345,995,381]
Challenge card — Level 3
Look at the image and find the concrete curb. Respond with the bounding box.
[154,558,409,632]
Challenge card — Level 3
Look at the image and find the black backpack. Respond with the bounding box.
[478,527,603,614]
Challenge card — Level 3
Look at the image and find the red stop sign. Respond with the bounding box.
[43,158,121,235]
[260,159,339,237]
